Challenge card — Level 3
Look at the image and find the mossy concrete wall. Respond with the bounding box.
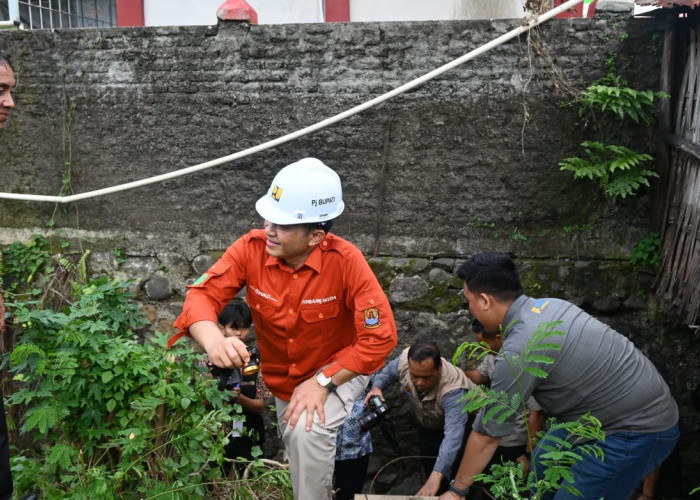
[0,8,697,496]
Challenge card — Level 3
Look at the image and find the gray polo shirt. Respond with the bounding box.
[474,295,678,438]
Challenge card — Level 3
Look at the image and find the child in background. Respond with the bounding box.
[217,303,270,475]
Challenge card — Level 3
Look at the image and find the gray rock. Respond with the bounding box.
[88,251,118,276]
[623,295,648,310]
[144,273,172,300]
[591,297,621,312]
[431,258,456,272]
[389,275,429,303]
[427,267,452,284]
[192,254,214,276]
[117,257,159,295]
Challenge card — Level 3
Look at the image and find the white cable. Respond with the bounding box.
[0,0,583,204]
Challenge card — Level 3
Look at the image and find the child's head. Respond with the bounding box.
[471,317,502,353]
[218,303,253,341]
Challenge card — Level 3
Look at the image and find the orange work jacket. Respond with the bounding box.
[172,229,398,400]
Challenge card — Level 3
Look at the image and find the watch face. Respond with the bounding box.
[317,373,331,385]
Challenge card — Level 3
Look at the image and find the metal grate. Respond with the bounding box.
[1,0,117,29]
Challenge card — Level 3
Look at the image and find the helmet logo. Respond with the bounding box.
[271,185,283,202]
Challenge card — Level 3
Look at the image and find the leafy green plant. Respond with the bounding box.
[630,231,661,270]
[454,320,605,499]
[560,53,667,202]
[1,235,51,294]
[559,141,657,201]
[577,81,662,126]
[2,238,292,499]
[511,229,529,243]
[113,247,126,266]
[467,216,497,230]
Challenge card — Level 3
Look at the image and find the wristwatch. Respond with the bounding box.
[315,370,337,393]
[448,479,470,497]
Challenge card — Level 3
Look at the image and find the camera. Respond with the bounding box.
[209,346,261,391]
[358,394,389,431]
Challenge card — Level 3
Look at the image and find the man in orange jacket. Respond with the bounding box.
[172,158,398,499]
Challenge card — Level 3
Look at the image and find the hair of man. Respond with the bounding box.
[218,302,252,329]
[301,220,334,234]
[407,341,442,369]
[0,50,12,70]
[456,252,524,303]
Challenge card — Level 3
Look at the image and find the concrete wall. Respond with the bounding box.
[0,15,659,258]
[0,8,697,495]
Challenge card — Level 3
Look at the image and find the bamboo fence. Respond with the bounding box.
[656,20,700,327]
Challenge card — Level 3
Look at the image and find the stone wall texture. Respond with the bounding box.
[1,8,698,496]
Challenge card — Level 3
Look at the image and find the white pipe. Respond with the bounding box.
[0,0,584,204]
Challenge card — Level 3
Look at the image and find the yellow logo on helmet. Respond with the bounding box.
[271,185,283,201]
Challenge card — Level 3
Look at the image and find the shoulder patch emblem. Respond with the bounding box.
[363,307,381,329]
[531,299,550,314]
[192,273,208,286]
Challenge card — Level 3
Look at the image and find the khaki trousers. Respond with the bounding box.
[275,375,369,500]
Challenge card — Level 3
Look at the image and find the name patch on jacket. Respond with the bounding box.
[364,307,381,329]
[251,286,279,303]
[301,295,337,305]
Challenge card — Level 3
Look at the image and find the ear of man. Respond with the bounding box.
[308,229,326,247]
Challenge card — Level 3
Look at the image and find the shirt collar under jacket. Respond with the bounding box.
[263,235,329,273]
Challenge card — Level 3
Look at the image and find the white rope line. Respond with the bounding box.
[0,0,583,204]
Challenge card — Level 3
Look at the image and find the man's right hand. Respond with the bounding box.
[189,320,250,368]
[364,386,384,406]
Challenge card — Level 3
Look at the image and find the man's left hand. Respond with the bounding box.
[284,376,329,431]
[416,470,443,497]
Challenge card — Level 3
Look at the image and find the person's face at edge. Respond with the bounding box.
[0,62,16,129]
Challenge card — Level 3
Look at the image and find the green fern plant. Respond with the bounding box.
[577,52,668,127]
[560,52,667,202]
[578,84,663,126]
[559,141,658,201]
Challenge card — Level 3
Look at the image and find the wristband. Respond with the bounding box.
[315,370,337,393]
[448,479,470,497]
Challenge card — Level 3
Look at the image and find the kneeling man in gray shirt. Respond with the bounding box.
[440,252,678,500]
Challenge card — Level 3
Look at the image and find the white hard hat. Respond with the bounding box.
[255,158,345,225]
